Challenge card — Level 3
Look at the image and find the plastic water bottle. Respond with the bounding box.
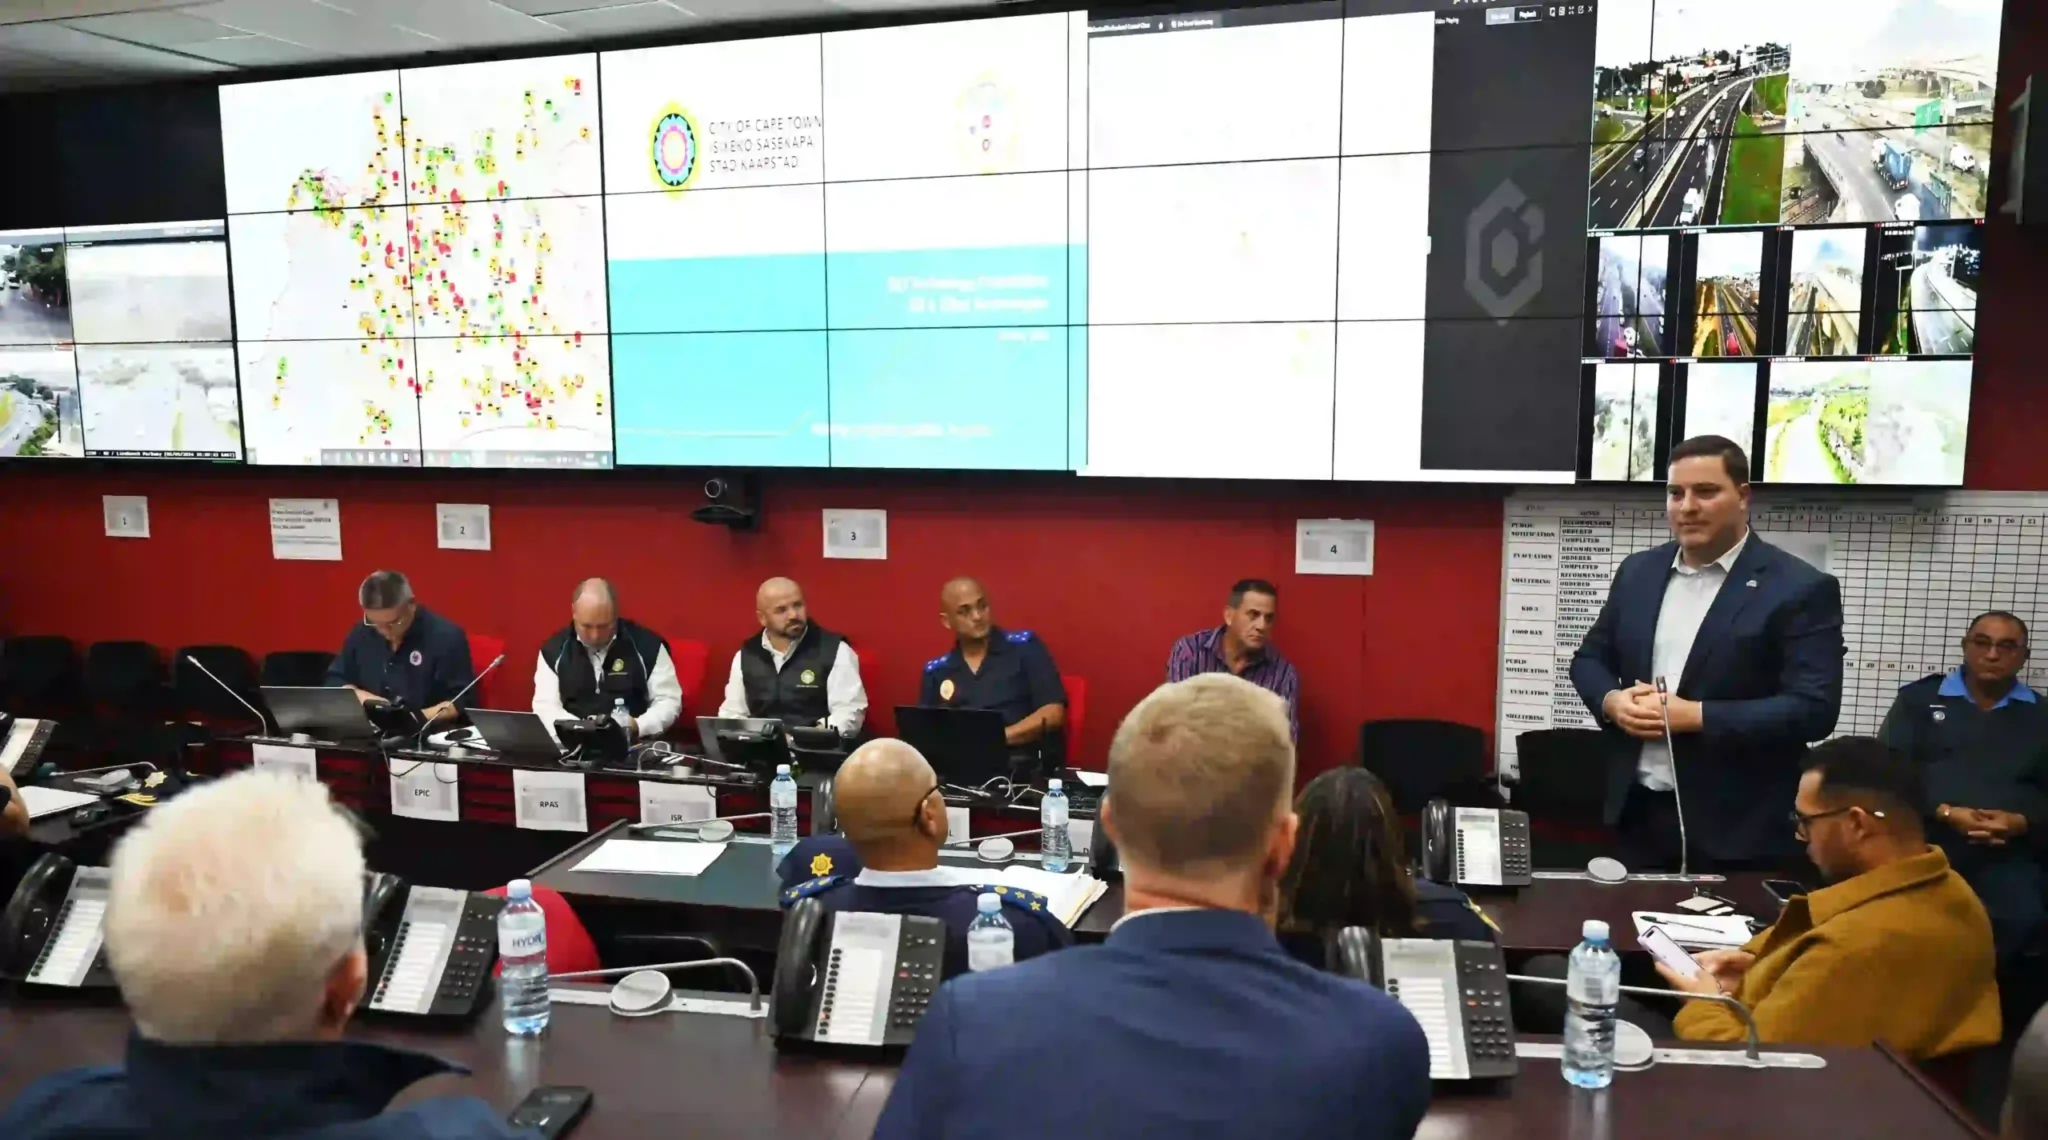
[770,764,800,859]
[1040,778,1071,873]
[966,892,1015,972]
[498,879,550,1036]
[610,698,634,733]
[1562,919,1621,1088]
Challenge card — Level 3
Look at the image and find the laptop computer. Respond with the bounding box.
[895,706,1011,786]
[467,709,563,757]
[695,716,780,766]
[261,686,375,741]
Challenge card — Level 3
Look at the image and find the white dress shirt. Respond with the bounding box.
[854,866,976,888]
[530,639,684,741]
[717,634,869,736]
[1637,531,1749,790]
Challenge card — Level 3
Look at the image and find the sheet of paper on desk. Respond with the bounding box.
[1073,771,1108,788]
[1633,911,1755,949]
[982,866,1108,927]
[574,839,728,876]
[21,785,101,819]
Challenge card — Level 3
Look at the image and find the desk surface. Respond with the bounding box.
[0,999,1981,1140]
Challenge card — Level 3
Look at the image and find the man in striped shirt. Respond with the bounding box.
[1166,579,1300,741]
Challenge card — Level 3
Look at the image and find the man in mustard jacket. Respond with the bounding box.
[1658,736,2000,1060]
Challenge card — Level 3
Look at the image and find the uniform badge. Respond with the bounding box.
[1932,708,1947,723]
[409,650,423,666]
[800,669,817,685]
[610,658,625,673]
[940,678,956,702]
[810,852,834,877]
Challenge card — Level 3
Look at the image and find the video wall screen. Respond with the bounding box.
[1580,0,1997,486]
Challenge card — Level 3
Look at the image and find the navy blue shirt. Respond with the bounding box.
[918,627,1066,730]
[326,606,476,711]
[0,1033,531,1140]
[1278,879,1499,968]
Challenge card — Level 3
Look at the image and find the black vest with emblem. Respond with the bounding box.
[739,623,842,726]
[540,619,667,718]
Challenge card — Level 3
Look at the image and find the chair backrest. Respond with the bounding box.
[482,883,602,977]
[467,633,508,708]
[1061,674,1091,769]
[1355,718,1488,814]
[173,644,263,725]
[1511,728,1610,823]
[262,650,335,688]
[0,635,82,716]
[669,638,711,709]
[85,640,166,712]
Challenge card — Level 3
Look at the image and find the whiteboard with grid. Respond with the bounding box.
[1495,490,2048,776]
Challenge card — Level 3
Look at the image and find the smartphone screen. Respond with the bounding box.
[508,1086,593,1140]
[1641,925,1702,979]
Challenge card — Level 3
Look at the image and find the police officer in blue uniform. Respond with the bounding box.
[777,738,1073,979]
[326,570,475,725]
[919,577,1068,771]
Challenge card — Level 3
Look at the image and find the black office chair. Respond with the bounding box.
[1354,718,1498,815]
[173,644,265,729]
[0,635,83,720]
[262,650,336,688]
[1510,727,1615,868]
[83,641,179,766]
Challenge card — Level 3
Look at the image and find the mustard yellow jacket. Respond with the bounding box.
[1674,847,2000,1059]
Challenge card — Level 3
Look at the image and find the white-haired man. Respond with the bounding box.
[0,770,528,1139]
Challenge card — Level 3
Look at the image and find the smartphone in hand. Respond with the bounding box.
[1641,925,1703,980]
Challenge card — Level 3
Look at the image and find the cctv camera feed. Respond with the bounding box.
[1582,0,1995,485]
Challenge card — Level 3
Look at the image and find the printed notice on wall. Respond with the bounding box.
[824,509,887,560]
[271,498,342,561]
[436,503,491,552]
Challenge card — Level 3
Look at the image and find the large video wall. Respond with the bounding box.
[0,0,2006,485]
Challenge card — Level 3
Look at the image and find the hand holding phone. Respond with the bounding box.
[1640,925,1702,980]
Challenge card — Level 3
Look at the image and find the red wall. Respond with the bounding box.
[0,2,2042,777]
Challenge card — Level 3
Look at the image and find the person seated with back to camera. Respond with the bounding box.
[0,769,531,1140]
[776,737,1072,979]
[1275,767,1497,968]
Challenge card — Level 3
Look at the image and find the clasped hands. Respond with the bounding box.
[1939,804,2029,847]
[1602,682,1703,740]
[1655,949,1754,998]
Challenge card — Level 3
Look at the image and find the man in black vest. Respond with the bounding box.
[717,577,868,737]
[532,578,683,741]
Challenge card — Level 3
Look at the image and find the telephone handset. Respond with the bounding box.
[360,873,503,1018]
[1335,927,1517,1081]
[1,853,117,990]
[770,898,946,1049]
[1,713,57,781]
[1420,799,1532,888]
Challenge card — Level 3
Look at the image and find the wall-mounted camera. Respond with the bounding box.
[691,475,759,530]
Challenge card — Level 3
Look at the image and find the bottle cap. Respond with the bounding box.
[1047,778,1063,792]
[978,892,1000,914]
[776,763,791,775]
[1582,919,1610,942]
[507,878,532,900]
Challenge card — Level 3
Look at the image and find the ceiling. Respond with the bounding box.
[0,0,992,92]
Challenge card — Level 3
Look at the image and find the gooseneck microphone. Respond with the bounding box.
[1655,675,1690,879]
[184,654,274,737]
[414,654,505,749]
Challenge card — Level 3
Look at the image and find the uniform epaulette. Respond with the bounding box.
[781,875,842,906]
[1466,898,1501,933]
[1005,630,1035,644]
[924,655,952,672]
[966,883,1053,915]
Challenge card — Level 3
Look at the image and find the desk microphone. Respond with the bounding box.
[413,654,505,749]
[183,655,274,737]
[1507,972,1764,1064]
[1653,675,1690,879]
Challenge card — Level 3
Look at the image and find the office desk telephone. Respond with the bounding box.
[361,873,503,1018]
[1,854,115,990]
[1,713,57,781]
[1420,799,1532,889]
[1335,927,1517,1081]
[771,898,947,1049]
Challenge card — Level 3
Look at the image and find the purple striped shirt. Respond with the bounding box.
[1165,626,1301,740]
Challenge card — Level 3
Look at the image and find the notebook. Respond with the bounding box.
[964,865,1109,927]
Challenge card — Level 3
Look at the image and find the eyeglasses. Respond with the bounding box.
[362,602,415,632]
[1789,804,1884,839]
[1964,636,2027,655]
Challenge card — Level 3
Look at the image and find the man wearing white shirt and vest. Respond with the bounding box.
[1571,436,1845,870]
[532,578,683,741]
[718,577,868,737]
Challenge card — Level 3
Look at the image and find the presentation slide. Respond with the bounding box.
[606,185,826,334]
[827,326,1070,470]
[66,224,232,344]
[1086,322,1334,480]
[600,34,823,194]
[219,71,405,216]
[238,338,422,467]
[1087,6,1342,168]
[77,343,240,459]
[1765,358,1969,485]
[823,173,1070,329]
[612,331,829,468]
[0,347,82,458]
[0,229,73,346]
[1086,159,1338,325]
[1682,361,1761,448]
[397,54,601,204]
[821,13,1070,182]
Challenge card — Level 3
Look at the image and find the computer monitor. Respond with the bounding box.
[261,686,374,741]
[467,708,561,756]
[894,706,1011,786]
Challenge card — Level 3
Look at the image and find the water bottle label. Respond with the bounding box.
[500,926,547,957]
[967,938,1014,972]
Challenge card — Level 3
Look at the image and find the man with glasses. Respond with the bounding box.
[1881,611,2048,963]
[776,737,1072,979]
[326,570,475,726]
[1652,736,1999,1060]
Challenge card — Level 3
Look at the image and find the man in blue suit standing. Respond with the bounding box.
[874,674,1430,1140]
[1572,435,1844,871]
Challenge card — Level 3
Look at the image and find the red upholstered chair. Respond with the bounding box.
[466,633,508,709]
[669,638,711,709]
[1061,674,1091,770]
[483,883,602,976]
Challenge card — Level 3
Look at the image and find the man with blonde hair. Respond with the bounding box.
[0,770,528,1139]
[876,674,1431,1140]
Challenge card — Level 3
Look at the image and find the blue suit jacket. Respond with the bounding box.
[1569,534,1844,861]
[873,909,1431,1140]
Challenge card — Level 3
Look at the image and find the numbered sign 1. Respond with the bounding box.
[639,780,716,826]
[513,769,589,833]
[389,761,460,822]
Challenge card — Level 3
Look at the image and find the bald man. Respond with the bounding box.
[718,577,868,737]
[533,578,683,741]
[778,739,1072,979]
[920,577,1067,767]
